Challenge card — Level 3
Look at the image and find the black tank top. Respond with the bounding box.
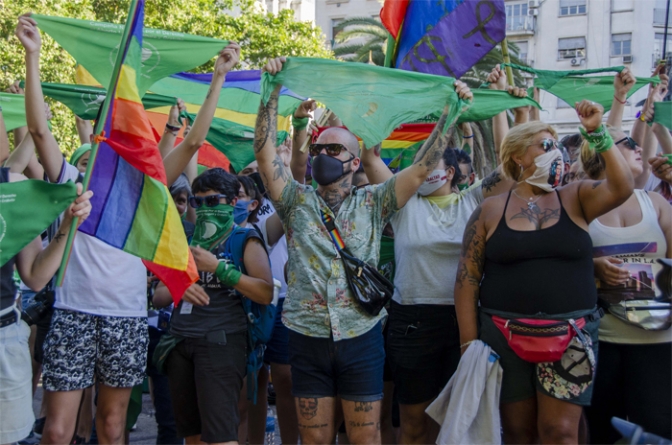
[479,191,596,315]
[0,168,18,310]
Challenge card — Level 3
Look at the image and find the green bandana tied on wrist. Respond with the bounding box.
[579,124,613,153]
[191,203,235,250]
[292,116,309,131]
[215,261,242,286]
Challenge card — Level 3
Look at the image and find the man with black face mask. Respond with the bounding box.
[253,57,473,445]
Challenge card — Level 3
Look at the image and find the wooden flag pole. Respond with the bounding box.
[299,109,333,153]
[501,39,515,86]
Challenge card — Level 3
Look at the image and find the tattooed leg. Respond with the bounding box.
[294,397,336,445]
[342,399,382,444]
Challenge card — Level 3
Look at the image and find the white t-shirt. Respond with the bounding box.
[255,198,288,300]
[55,162,147,317]
[390,183,483,305]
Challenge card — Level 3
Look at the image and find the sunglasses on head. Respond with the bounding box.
[538,138,559,152]
[309,143,350,157]
[615,136,638,151]
[189,194,228,208]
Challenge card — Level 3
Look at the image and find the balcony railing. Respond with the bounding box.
[653,8,672,26]
[506,15,535,33]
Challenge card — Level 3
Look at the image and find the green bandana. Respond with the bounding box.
[458,183,470,191]
[191,203,234,250]
[69,143,92,167]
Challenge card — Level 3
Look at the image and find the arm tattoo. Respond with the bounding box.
[54,231,65,242]
[482,170,502,193]
[456,206,485,289]
[413,110,452,171]
[272,155,290,181]
[592,180,603,189]
[510,206,560,230]
[254,93,278,154]
[205,87,213,100]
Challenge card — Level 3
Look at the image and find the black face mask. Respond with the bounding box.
[311,153,353,186]
[248,172,267,197]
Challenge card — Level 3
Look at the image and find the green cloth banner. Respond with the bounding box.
[0,180,78,266]
[34,81,177,121]
[33,14,229,95]
[261,57,470,148]
[187,113,289,173]
[501,63,659,112]
[654,102,672,130]
[0,93,27,131]
[457,89,540,124]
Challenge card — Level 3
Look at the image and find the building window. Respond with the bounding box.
[654,32,672,61]
[611,33,632,56]
[560,0,586,16]
[506,2,528,31]
[513,41,529,63]
[331,18,344,42]
[558,37,586,59]
[654,0,672,26]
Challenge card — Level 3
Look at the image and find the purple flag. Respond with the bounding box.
[398,0,506,78]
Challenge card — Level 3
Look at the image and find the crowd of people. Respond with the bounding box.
[1,13,671,445]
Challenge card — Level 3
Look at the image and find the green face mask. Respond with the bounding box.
[191,203,234,250]
[457,182,470,191]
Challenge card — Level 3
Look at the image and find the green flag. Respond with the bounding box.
[33,14,229,95]
[34,82,177,121]
[0,180,78,266]
[654,102,672,130]
[261,58,470,148]
[457,89,541,124]
[501,63,659,112]
[0,93,27,131]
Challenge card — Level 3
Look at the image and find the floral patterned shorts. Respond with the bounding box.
[42,309,148,391]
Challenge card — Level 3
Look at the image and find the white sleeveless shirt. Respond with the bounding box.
[589,190,671,344]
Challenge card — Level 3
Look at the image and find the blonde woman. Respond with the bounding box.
[455,100,633,444]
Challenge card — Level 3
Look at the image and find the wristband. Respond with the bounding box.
[613,95,626,105]
[292,117,309,131]
[215,261,242,287]
[165,123,181,132]
[463,134,474,139]
[460,340,476,349]
[579,124,614,154]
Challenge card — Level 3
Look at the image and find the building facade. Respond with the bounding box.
[314,0,384,47]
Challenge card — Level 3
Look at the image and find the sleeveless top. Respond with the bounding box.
[589,190,671,344]
[0,168,18,311]
[480,191,597,315]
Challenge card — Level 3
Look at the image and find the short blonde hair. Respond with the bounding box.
[500,121,559,179]
[580,125,620,180]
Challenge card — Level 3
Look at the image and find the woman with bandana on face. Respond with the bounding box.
[360,134,515,444]
[455,98,635,445]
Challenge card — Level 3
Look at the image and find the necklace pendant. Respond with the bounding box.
[527,202,539,212]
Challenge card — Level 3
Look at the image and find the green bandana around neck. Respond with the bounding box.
[458,183,470,191]
[191,203,234,250]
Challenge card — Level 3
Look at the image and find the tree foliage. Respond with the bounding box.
[0,0,332,155]
[332,17,387,66]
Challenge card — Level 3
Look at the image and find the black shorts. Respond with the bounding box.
[165,332,247,443]
[386,301,460,405]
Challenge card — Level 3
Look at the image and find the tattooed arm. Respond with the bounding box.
[480,166,514,199]
[289,99,316,183]
[393,81,473,208]
[454,204,487,353]
[163,43,240,186]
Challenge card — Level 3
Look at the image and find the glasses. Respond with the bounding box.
[189,194,228,208]
[309,143,350,157]
[537,138,559,152]
[615,137,638,151]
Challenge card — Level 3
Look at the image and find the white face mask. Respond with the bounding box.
[523,149,564,192]
[418,169,448,196]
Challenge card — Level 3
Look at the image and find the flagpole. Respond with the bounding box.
[501,39,515,86]
[56,0,141,286]
[384,33,395,68]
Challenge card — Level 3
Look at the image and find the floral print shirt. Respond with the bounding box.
[273,177,398,340]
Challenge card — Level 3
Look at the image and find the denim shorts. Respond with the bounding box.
[288,322,385,402]
[264,298,290,365]
[387,301,461,404]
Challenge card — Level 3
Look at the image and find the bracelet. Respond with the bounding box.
[292,117,309,131]
[463,134,474,139]
[460,340,476,349]
[579,124,614,153]
[165,123,181,132]
[613,95,626,105]
[215,261,242,287]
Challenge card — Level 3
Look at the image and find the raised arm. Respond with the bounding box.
[289,99,315,182]
[361,144,393,185]
[5,82,29,152]
[576,100,634,222]
[158,98,185,158]
[74,115,92,146]
[16,14,63,182]
[606,68,636,130]
[488,65,509,160]
[0,106,8,164]
[454,203,487,353]
[5,132,44,179]
[163,43,240,186]
[460,122,474,154]
[254,57,292,202]
[393,81,473,209]
[636,80,668,188]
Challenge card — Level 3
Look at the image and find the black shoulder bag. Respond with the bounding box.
[319,206,393,316]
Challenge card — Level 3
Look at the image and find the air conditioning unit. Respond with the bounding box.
[529,8,538,16]
[529,0,540,9]
[622,55,633,64]
[570,58,583,66]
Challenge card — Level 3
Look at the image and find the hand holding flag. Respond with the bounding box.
[15,14,40,55]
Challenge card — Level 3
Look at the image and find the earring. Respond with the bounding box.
[517,164,524,181]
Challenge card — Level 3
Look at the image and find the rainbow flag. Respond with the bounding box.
[78,0,198,301]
